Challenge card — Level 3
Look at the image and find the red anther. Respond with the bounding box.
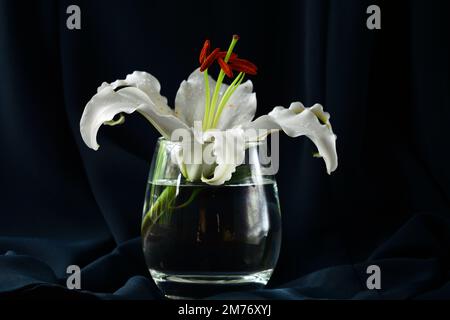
[217,51,238,61]
[230,58,257,70]
[229,58,258,75]
[199,40,210,64]
[200,48,221,71]
[197,35,256,77]
[231,64,257,75]
[217,57,233,78]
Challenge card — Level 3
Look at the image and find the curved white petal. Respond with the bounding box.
[215,80,257,130]
[170,145,188,178]
[98,71,167,110]
[170,132,215,182]
[175,69,257,129]
[175,69,210,127]
[80,72,189,150]
[244,102,338,174]
[201,128,245,185]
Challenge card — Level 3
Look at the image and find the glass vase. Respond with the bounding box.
[141,138,281,299]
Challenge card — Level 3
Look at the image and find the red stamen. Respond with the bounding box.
[230,58,257,70]
[217,51,238,61]
[199,40,210,64]
[217,58,233,78]
[229,58,258,75]
[200,48,221,71]
[231,64,257,75]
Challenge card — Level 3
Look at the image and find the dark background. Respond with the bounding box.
[0,0,449,299]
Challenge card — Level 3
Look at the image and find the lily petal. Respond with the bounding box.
[80,71,188,150]
[214,80,257,130]
[201,128,245,185]
[171,133,216,182]
[175,69,256,129]
[175,69,210,127]
[244,102,338,174]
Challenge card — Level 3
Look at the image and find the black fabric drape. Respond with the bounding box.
[0,0,449,299]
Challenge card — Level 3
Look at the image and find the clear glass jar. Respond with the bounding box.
[141,138,281,299]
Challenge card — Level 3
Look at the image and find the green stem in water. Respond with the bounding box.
[170,188,202,210]
[141,142,171,233]
[141,187,204,233]
[211,72,245,128]
[206,35,239,130]
[141,186,176,234]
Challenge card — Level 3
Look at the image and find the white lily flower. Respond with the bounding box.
[81,34,337,186]
[80,68,337,185]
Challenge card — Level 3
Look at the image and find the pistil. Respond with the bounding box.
[212,72,245,128]
[206,35,240,129]
[198,35,257,131]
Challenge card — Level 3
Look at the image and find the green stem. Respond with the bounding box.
[205,35,239,130]
[211,72,245,128]
[141,187,204,233]
[207,72,225,129]
[141,142,171,233]
[170,188,202,210]
[141,186,176,234]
